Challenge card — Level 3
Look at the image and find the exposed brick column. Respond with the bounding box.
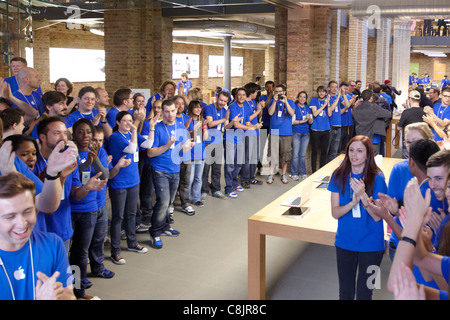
[103,0,173,95]
[285,6,331,99]
[274,6,288,86]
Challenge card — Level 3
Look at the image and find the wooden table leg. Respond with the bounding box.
[248,220,266,300]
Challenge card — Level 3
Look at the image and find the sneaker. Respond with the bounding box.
[291,175,299,181]
[301,174,308,180]
[111,254,126,265]
[149,235,163,249]
[212,191,226,199]
[136,223,149,233]
[281,174,289,184]
[168,206,174,215]
[91,269,115,279]
[201,192,208,200]
[181,205,196,216]
[127,244,148,254]
[250,178,263,185]
[241,181,251,189]
[266,175,273,184]
[235,186,244,192]
[120,229,126,240]
[161,228,180,237]
[194,200,204,207]
[226,192,238,198]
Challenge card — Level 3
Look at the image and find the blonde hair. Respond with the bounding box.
[404,122,433,141]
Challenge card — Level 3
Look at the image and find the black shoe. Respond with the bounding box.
[250,179,263,185]
[241,181,251,189]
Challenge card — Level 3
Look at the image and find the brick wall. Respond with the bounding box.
[33,21,104,94]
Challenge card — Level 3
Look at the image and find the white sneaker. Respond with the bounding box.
[182,205,196,216]
[291,175,299,181]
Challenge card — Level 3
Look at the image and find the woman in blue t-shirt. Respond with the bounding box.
[108,111,153,264]
[328,135,387,300]
[186,100,208,207]
[70,118,112,299]
[291,91,312,181]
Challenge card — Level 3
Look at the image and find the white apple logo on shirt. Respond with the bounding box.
[14,266,26,280]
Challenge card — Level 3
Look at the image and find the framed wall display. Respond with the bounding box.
[208,55,244,78]
[172,53,200,79]
[49,48,105,83]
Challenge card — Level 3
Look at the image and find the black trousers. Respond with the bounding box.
[335,246,384,300]
[310,130,330,172]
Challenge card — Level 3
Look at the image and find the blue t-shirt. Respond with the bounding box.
[309,97,330,131]
[150,121,190,173]
[245,99,260,137]
[145,93,163,115]
[269,99,294,136]
[32,154,82,241]
[203,103,226,144]
[188,119,206,160]
[69,150,99,213]
[341,94,353,126]
[293,104,311,134]
[328,95,342,127]
[328,171,387,252]
[105,107,120,129]
[226,101,250,143]
[65,109,100,129]
[176,80,192,95]
[108,131,146,189]
[432,103,450,141]
[96,147,110,209]
[0,231,71,300]
[13,90,44,117]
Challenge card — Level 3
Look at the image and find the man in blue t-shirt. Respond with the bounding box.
[203,90,230,199]
[0,172,75,300]
[267,84,294,184]
[147,99,193,249]
[35,117,106,252]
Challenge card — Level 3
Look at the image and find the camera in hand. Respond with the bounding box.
[278,94,283,100]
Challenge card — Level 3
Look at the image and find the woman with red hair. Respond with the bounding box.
[328,135,388,300]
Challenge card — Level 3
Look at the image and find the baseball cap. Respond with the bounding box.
[409,90,420,100]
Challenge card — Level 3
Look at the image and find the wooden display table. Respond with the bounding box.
[247,154,402,300]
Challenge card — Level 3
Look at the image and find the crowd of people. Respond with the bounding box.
[1,55,450,300]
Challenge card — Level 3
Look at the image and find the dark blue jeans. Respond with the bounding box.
[224,140,244,194]
[150,169,180,237]
[241,135,259,183]
[70,206,107,297]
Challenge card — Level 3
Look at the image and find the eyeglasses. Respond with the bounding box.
[443,95,450,99]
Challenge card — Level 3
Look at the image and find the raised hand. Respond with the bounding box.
[46,141,78,177]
